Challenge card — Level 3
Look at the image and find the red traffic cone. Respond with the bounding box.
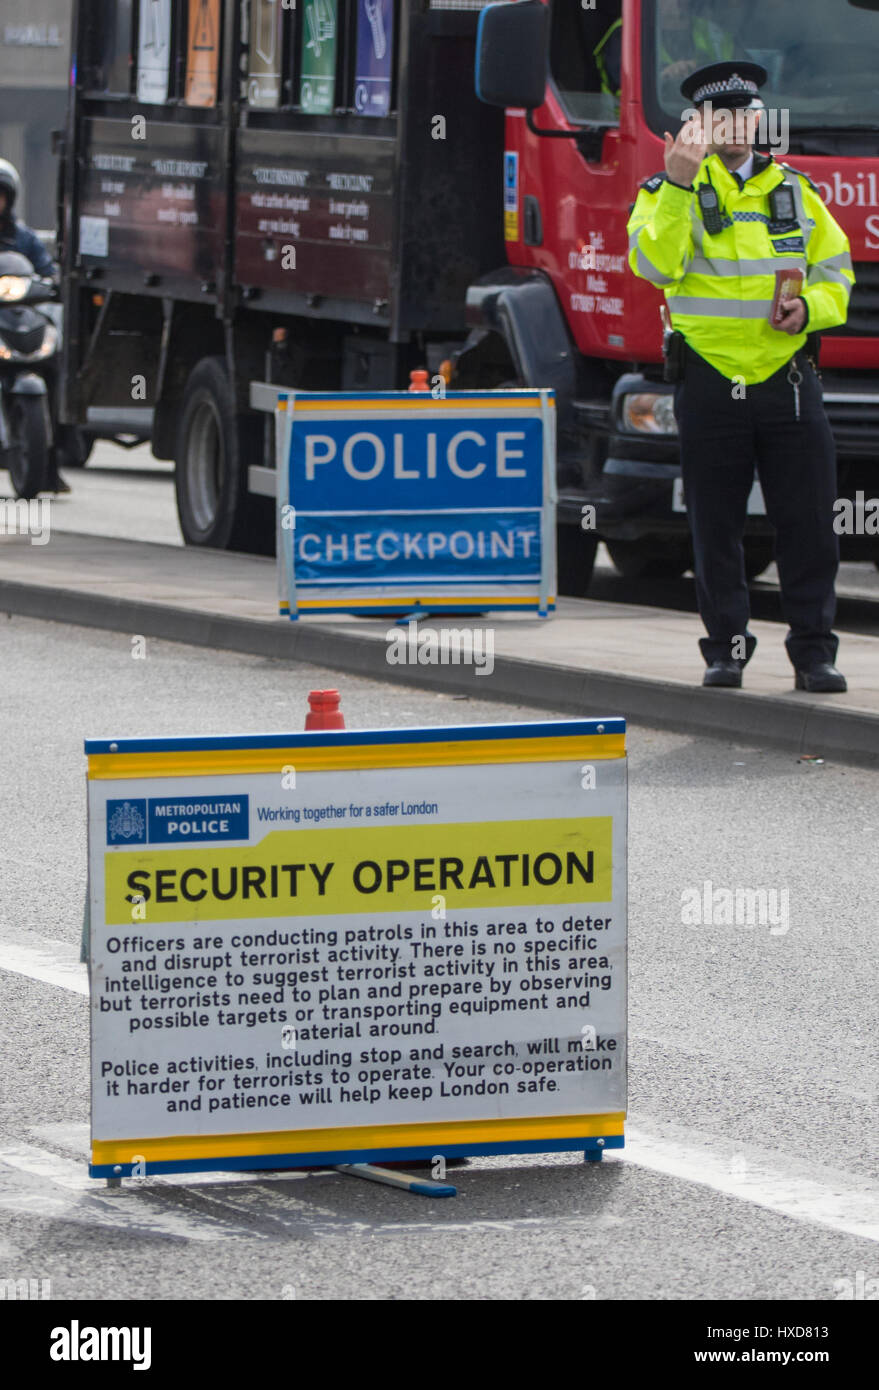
[305,689,345,730]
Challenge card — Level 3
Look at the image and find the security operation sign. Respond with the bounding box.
[276,389,557,618]
[86,719,626,1177]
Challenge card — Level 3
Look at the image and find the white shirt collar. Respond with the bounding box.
[733,152,755,184]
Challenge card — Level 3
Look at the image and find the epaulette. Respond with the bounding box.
[640,172,667,194]
[778,163,821,194]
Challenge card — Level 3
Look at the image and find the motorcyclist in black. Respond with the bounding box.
[0,159,69,492]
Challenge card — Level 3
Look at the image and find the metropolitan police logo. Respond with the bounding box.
[107,799,147,845]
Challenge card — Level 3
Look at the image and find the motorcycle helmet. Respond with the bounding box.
[0,159,21,212]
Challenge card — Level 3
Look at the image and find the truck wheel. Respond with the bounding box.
[607,538,692,579]
[175,357,273,553]
[54,425,94,469]
[7,394,51,499]
[557,524,598,597]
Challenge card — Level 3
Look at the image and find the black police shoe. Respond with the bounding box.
[700,658,739,686]
[703,660,743,688]
[795,664,847,693]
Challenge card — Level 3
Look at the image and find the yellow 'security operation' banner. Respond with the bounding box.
[104,817,613,923]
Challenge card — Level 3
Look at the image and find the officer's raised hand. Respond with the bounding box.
[663,120,709,189]
[776,296,807,335]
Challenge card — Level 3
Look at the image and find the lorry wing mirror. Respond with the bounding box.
[475,0,548,111]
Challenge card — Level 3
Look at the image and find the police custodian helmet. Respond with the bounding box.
[680,60,769,108]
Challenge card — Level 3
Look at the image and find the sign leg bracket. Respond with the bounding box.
[335,1162,457,1198]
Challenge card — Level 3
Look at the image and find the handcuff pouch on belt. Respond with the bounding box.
[663,328,686,383]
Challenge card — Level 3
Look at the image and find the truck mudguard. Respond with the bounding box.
[465,266,578,408]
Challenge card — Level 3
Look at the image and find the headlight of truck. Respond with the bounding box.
[622,392,678,435]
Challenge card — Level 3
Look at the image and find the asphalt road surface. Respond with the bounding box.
[0,613,876,1300]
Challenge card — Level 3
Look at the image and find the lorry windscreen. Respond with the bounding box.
[644,0,879,133]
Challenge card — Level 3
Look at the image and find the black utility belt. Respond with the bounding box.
[669,342,816,386]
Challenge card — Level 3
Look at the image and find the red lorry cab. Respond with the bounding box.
[472,0,879,583]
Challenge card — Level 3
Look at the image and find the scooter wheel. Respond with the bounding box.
[7,394,51,499]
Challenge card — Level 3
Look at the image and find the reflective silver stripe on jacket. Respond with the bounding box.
[666,297,774,318]
[635,247,677,285]
[688,255,807,278]
[806,249,854,294]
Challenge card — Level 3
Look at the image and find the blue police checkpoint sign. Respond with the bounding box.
[85,718,626,1178]
[276,390,557,618]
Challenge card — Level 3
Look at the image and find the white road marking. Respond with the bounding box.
[3,1129,878,1247]
[30,1124,334,1185]
[0,941,88,996]
[0,1140,262,1242]
[619,1125,879,1244]
[5,950,878,1245]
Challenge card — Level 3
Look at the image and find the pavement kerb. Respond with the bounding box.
[3,575,879,766]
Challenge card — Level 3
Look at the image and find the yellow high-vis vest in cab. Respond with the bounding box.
[627,152,854,383]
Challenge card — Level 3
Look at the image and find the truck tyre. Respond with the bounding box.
[7,394,51,499]
[607,537,692,579]
[175,357,273,553]
[54,425,94,469]
[557,523,598,597]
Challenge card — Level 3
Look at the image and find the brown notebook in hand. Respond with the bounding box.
[770,268,805,327]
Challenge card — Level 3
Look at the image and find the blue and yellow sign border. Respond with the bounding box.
[276,388,557,620]
[86,719,626,1178]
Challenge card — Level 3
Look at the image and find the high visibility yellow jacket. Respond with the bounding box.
[627,152,854,383]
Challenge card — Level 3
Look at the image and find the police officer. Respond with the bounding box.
[627,62,854,691]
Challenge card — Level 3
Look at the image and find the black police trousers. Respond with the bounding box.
[674,345,839,671]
